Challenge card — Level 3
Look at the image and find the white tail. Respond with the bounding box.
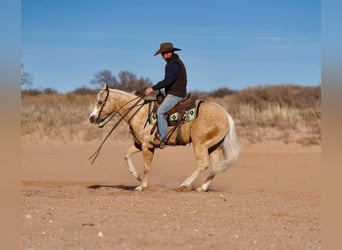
[212,114,241,174]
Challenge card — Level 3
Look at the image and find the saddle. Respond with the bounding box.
[147,93,202,127]
[145,93,202,145]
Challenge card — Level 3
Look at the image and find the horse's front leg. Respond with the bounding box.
[124,144,142,181]
[135,145,155,191]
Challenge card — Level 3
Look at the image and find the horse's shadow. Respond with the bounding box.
[87,184,136,191]
[86,184,224,192]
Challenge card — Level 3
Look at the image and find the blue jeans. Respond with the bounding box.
[156,94,184,141]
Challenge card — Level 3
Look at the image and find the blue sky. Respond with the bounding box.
[21,0,320,93]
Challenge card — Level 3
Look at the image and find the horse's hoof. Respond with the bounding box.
[135,185,144,191]
[196,187,208,192]
[173,185,190,192]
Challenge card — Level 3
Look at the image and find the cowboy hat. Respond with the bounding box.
[153,42,181,56]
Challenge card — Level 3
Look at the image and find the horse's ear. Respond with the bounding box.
[103,82,109,91]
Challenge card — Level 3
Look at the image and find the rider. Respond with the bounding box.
[144,42,187,149]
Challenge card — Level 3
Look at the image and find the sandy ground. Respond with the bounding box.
[21,140,321,249]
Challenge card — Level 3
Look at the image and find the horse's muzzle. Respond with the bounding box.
[89,115,101,124]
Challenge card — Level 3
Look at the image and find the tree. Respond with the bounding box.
[21,62,33,88]
[90,70,152,95]
[90,70,118,88]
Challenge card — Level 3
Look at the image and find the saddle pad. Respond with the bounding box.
[148,99,202,126]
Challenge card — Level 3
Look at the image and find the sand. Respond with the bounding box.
[21,140,321,249]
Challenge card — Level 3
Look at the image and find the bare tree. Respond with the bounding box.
[90,70,118,88]
[21,62,33,88]
[90,70,152,95]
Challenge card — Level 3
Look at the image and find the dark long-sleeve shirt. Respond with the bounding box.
[151,53,187,98]
[152,62,180,90]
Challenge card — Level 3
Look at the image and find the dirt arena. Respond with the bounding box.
[21,140,321,249]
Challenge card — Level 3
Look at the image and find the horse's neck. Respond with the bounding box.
[110,90,147,124]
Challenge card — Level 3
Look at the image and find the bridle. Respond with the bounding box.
[95,88,144,128]
[95,88,110,125]
[89,92,145,164]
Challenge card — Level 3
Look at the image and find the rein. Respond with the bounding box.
[89,95,145,165]
[97,94,142,128]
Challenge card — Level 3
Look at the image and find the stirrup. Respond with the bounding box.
[150,137,166,149]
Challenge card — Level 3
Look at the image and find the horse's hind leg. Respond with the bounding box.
[196,147,220,192]
[175,145,210,192]
[124,144,142,181]
[197,174,215,192]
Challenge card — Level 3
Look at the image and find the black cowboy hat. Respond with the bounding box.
[153,42,181,56]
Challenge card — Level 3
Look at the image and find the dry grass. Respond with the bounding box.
[21,85,321,146]
[21,93,130,143]
[208,85,321,145]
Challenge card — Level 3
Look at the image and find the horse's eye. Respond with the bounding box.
[98,100,103,105]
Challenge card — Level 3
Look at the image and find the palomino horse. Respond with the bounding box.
[89,83,240,191]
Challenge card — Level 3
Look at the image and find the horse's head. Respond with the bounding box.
[89,83,113,124]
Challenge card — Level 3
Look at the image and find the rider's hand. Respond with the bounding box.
[144,87,154,96]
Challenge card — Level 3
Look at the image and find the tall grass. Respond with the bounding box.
[21,93,129,143]
[21,85,321,145]
[208,85,320,145]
